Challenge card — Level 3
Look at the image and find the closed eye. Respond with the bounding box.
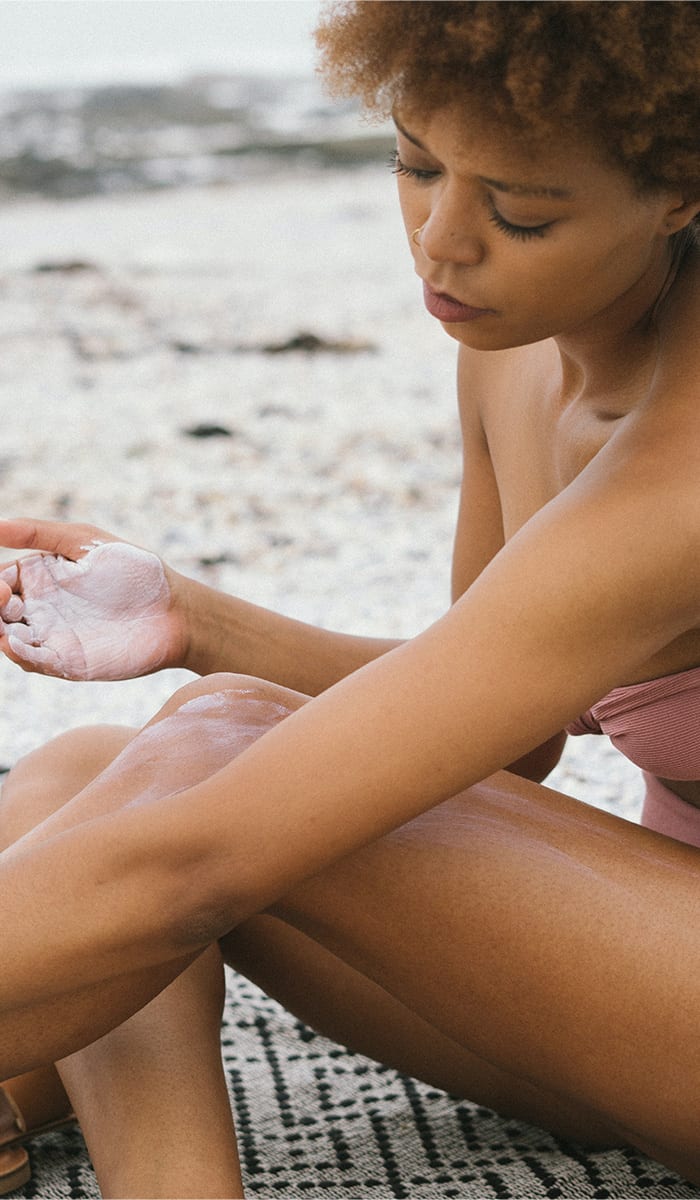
[391,151,555,241]
[389,151,439,184]
[488,203,553,241]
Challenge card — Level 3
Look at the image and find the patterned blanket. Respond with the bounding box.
[19,971,699,1199]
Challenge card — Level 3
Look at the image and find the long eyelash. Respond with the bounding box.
[488,207,550,241]
[390,151,552,240]
[388,150,436,183]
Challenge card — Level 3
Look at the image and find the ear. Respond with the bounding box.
[661,196,700,236]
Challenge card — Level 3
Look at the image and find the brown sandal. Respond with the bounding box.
[0,1093,30,1197]
[0,1145,30,1198]
[0,1087,76,1196]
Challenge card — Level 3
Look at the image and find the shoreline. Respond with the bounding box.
[0,71,394,202]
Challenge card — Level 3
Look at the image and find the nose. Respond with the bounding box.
[417,186,485,266]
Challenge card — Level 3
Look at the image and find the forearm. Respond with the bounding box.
[0,611,612,1019]
[0,947,196,1078]
[176,573,402,692]
[0,518,401,689]
[0,677,289,1040]
[0,811,200,1013]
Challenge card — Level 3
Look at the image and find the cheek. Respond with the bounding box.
[555,237,651,317]
[396,182,426,239]
[508,236,634,317]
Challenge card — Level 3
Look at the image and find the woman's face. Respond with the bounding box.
[395,105,681,351]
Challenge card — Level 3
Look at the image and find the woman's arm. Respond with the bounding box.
[1,423,697,1011]
[451,345,567,783]
[173,574,402,692]
[0,518,402,692]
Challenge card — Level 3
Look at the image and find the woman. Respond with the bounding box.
[0,2,698,1196]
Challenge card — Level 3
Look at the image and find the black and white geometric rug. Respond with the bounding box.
[16,970,700,1199]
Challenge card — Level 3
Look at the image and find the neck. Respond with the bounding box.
[554,235,683,407]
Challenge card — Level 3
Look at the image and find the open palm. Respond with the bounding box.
[0,541,181,680]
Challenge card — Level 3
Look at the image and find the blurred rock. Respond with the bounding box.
[258,330,376,354]
[183,423,235,438]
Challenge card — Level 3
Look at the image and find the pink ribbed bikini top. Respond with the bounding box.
[566,664,700,780]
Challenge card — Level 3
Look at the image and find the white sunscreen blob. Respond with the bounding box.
[5,542,172,680]
[91,689,294,807]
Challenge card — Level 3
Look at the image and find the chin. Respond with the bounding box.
[440,321,524,352]
[441,317,553,352]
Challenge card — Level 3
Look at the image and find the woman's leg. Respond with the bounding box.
[0,704,270,1199]
[0,725,197,1074]
[0,726,136,1150]
[1,1065,72,1134]
[224,913,617,1146]
[0,675,305,1071]
[0,671,316,1194]
[59,944,242,1199]
[219,773,700,1186]
[2,674,700,1187]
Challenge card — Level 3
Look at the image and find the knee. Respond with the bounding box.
[159,672,308,728]
[0,724,134,846]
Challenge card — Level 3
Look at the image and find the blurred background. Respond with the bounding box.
[0,0,393,200]
[0,1,641,819]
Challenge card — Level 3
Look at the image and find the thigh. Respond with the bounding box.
[223,912,617,1145]
[223,771,700,1174]
[0,724,136,847]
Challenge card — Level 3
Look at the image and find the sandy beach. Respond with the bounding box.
[0,162,642,822]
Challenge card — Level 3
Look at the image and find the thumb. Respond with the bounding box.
[0,518,116,562]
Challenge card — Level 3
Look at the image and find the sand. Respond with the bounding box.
[0,162,643,819]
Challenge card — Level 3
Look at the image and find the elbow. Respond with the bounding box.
[506,730,567,783]
[156,829,263,954]
[103,808,246,963]
[166,868,247,952]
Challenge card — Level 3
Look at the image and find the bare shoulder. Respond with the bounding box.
[456,341,536,417]
[456,339,554,450]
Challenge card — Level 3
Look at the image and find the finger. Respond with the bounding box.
[7,635,59,672]
[5,623,34,645]
[0,635,41,676]
[0,518,115,561]
[0,564,19,591]
[1,596,24,622]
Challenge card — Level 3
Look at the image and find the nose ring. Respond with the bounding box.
[411,225,424,246]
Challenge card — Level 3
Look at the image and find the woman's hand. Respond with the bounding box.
[0,519,188,680]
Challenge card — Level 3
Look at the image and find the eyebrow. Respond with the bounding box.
[477,175,574,200]
[393,118,575,201]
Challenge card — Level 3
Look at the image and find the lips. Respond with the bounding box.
[422,282,494,323]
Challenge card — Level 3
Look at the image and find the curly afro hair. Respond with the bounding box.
[315,1,700,199]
